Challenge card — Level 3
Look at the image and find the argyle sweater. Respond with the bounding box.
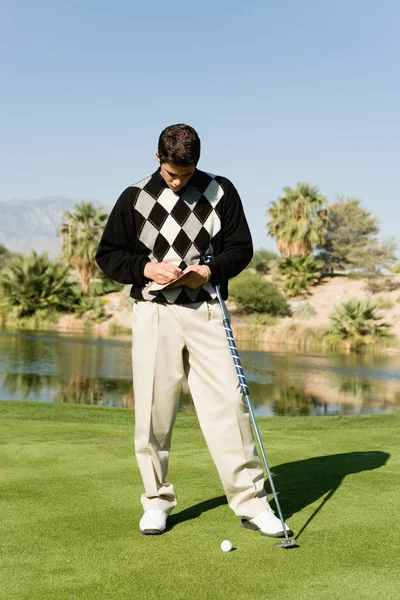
[95,168,253,303]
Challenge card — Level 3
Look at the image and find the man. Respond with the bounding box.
[96,124,292,538]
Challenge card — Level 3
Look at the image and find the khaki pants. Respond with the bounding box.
[132,299,270,519]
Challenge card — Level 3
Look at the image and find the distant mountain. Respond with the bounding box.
[0,197,106,257]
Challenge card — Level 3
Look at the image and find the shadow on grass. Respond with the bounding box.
[167,451,389,537]
[167,495,227,530]
[267,451,390,539]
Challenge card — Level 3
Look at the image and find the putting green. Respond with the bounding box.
[0,402,398,600]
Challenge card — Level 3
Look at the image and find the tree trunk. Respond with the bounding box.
[79,267,91,296]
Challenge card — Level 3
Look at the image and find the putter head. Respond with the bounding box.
[275,538,299,549]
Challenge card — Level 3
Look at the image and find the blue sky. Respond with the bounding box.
[1,0,399,251]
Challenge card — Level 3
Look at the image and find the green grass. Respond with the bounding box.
[0,402,399,600]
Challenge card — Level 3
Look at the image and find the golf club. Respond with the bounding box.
[205,259,298,549]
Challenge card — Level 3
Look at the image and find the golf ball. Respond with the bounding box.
[220,540,233,552]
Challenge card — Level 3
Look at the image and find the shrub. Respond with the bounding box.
[277,323,323,351]
[325,299,392,351]
[248,249,277,275]
[94,271,125,295]
[71,279,123,297]
[374,296,394,310]
[0,250,111,325]
[0,243,10,271]
[293,302,317,319]
[247,313,278,326]
[0,251,77,318]
[73,297,107,321]
[229,271,291,315]
[364,276,400,294]
[278,256,323,298]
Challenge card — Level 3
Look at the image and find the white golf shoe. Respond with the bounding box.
[241,508,293,538]
[139,509,169,535]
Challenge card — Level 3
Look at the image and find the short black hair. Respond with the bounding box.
[158,124,201,166]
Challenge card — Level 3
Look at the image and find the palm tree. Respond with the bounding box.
[267,183,329,257]
[60,202,108,296]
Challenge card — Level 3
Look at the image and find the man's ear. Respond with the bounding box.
[155,152,161,163]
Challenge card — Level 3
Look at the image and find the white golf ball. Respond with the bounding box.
[220,540,233,552]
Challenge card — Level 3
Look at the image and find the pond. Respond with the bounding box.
[0,328,399,416]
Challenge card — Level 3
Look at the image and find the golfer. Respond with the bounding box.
[95,124,291,537]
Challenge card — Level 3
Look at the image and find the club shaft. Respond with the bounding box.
[214,285,290,540]
[243,395,289,539]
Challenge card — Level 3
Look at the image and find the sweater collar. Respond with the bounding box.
[154,167,200,194]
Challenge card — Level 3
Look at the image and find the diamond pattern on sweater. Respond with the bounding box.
[171,197,191,225]
[158,188,181,213]
[193,227,210,252]
[133,170,224,303]
[153,233,170,261]
[129,176,151,191]
[172,229,192,259]
[139,221,159,249]
[135,189,156,219]
[192,198,213,223]
[148,202,168,229]
[160,215,182,244]
[181,212,203,240]
[204,178,224,203]
[181,186,202,205]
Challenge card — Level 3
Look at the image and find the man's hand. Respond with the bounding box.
[174,265,211,290]
[144,261,182,285]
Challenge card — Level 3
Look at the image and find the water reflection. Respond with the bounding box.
[1,328,400,416]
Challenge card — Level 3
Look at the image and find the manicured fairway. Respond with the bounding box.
[0,402,398,600]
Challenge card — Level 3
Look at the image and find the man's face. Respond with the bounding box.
[157,154,196,193]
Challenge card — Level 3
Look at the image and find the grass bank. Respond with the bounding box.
[0,402,399,599]
[233,319,400,354]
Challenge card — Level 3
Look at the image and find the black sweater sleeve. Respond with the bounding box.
[95,187,150,285]
[207,179,253,284]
